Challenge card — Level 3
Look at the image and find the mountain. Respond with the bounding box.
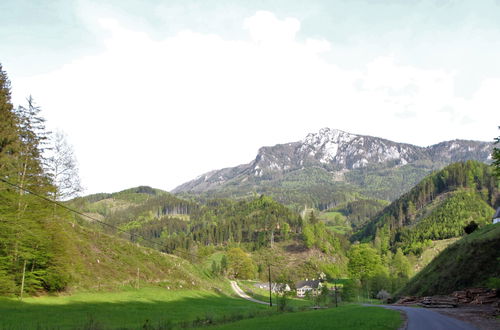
[173,128,493,207]
[398,223,500,296]
[352,161,499,254]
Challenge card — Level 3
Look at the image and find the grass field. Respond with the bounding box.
[193,304,402,330]
[0,287,268,329]
[0,286,403,330]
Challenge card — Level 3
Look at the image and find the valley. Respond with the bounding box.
[1,64,499,329]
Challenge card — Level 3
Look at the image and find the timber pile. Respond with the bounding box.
[395,296,422,305]
[451,288,498,305]
[417,295,458,308]
[396,288,499,309]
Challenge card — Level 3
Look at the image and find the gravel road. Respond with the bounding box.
[230,280,270,305]
[378,305,479,330]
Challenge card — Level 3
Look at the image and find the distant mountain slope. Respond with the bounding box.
[173,128,493,206]
[72,188,306,252]
[398,223,500,296]
[71,188,348,281]
[353,161,499,254]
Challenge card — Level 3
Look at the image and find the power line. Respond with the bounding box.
[0,177,201,260]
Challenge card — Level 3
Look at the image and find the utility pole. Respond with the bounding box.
[334,278,338,307]
[268,264,272,307]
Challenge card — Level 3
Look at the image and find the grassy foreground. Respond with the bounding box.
[194,304,402,330]
[0,287,267,329]
[0,287,402,330]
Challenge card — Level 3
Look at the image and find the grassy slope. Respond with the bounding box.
[0,287,268,329]
[62,221,212,292]
[399,223,500,296]
[412,237,459,273]
[193,304,402,330]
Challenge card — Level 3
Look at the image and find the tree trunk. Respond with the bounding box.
[19,259,27,300]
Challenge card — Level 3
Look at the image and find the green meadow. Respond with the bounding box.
[0,287,267,329]
[194,304,402,330]
[0,287,402,330]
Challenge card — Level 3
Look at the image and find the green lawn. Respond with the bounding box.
[0,287,268,329]
[194,304,402,330]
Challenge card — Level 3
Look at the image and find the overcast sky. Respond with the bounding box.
[1,0,499,194]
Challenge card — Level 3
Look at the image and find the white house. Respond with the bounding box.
[493,207,500,224]
[255,282,291,293]
[296,279,322,297]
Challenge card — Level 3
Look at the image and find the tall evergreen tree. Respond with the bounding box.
[493,126,500,180]
[14,96,51,193]
[0,64,20,179]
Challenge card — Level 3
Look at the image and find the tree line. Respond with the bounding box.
[0,64,81,295]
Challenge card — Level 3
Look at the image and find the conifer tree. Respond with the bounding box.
[0,64,20,179]
[493,127,500,180]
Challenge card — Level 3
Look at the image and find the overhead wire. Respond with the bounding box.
[0,177,201,260]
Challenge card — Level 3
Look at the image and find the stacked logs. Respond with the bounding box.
[451,288,498,305]
[418,295,458,308]
[396,288,499,308]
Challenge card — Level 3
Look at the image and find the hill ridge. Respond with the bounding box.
[172,128,492,206]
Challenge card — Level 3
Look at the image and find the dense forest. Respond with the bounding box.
[354,161,499,254]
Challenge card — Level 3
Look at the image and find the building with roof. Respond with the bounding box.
[296,279,322,297]
[493,207,500,224]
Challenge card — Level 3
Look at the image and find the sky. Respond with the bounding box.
[1,0,499,194]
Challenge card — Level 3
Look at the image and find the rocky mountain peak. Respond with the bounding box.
[172,128,493,194]
[300,128,358,164]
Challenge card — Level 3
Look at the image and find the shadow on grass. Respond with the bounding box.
[0,290,271,330]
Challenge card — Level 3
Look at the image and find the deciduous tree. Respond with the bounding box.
[46,130,83,200]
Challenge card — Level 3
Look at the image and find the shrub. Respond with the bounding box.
[464,221,479,234]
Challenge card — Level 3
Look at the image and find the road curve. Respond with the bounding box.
[368,305,478,330]
[230,281,270,305]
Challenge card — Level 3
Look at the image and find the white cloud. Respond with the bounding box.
[10,11,499,194]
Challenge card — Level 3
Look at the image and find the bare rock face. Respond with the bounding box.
[173,127,493,194]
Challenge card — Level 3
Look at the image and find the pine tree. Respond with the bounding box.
[0,64,20,179]
[493,127,500,180]
[14,96,51,193]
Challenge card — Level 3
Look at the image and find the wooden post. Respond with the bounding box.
[20,259,27,300]
[334,279,338,307]
[268,264,272,307]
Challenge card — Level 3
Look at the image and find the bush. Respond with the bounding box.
[464,221,479,234]
[277,292,290,312]
[42,269,69,292]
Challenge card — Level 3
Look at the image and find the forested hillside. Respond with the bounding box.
[72,188,347,276]
[398,223,500,296]
[354,161,499,254]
